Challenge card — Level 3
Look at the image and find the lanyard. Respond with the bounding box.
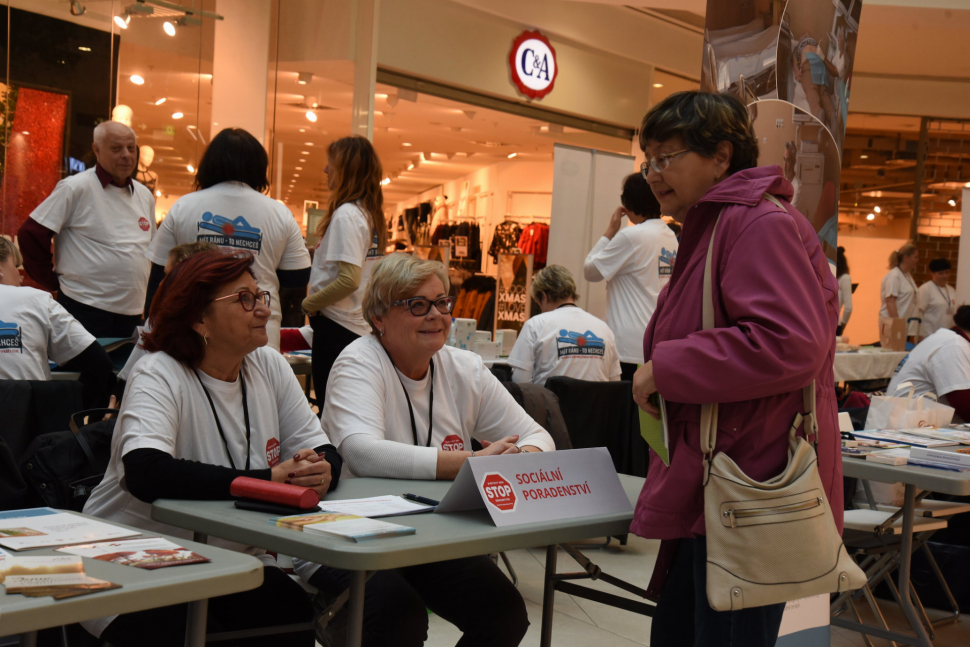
[935,283,952,310]
[382,346,435,447]
[195,370,251,471]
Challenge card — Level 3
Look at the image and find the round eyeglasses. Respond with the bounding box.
[392,296,455,316]
[640,149,690,179]
[211,289,272,311]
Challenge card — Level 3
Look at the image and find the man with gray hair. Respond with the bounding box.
[18,120,156,337]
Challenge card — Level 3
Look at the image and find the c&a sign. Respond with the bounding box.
[508,30,558,100]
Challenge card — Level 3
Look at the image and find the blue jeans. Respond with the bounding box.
[650,537,786,647]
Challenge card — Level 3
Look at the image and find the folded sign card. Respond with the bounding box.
[436,447,632,527]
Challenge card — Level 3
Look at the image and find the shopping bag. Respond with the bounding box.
[879,317,907,351]
[864,382,955,429]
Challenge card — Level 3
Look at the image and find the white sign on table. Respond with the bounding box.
[436,448,632,527]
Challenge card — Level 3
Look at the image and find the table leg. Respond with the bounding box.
[18,631,37,647]
[184,532,209,647]
[898,484,933,647]
[344,570,366,647]
[540,545,558,647]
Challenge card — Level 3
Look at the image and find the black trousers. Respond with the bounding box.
[58,291,142,339]
[650,537,786,647]
[620,362,638,383]
[309,314,360,410]
[309,555,529,647]
[99,565,314,647]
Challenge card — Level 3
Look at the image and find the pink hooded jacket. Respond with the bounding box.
[630,166,843,540]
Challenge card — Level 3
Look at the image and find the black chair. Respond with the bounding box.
[0,380,84,461]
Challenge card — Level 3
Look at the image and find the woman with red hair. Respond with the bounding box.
[82,250,340,647]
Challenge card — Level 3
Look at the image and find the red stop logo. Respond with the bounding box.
[138,217,151,231]
[482,473,516,512]
[265,438,281,467]
[441,435,465,451]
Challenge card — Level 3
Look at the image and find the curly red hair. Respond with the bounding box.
[142,251,255,367]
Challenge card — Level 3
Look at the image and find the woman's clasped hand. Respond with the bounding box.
[276,448,333,493]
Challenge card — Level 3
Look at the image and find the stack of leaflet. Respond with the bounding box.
[0,552,120,599]
[0,508,141,551]
[850,430,961,449]
[57,537,209,570]
[271,512,416,542]
[865,447,970,472]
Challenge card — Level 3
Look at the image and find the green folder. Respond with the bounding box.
[639,393,669,466]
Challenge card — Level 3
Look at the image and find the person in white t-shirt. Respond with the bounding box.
[917,258,957,338]
[888,306,970,423]
[298,253,553,647]
[0,237,114,409]
[303,136,387,407]
[18,121,155,338]
[879,243,920,338]
[837,246,852,335]
[508,265,621,387]
[83,251,338,646]
[583,173,677,381]
[146,128,311,350]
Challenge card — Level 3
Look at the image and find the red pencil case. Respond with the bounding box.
[230,477,320,509]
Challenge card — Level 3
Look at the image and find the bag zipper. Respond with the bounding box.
[724,497,823,528]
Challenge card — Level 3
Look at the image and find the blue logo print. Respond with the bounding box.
[0,319,23,353]
[556,329,606,359]
[659,247,676,276]
[198,212,263,253]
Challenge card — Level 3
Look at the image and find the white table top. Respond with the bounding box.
[834,349,908,382]
[842,456,970,496]
[0,512,263,637]
[153,475,643,572]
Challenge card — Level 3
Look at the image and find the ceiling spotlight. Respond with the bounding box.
[155,190,161,197]
[113,13,130,29]
[78,46,92,52]
[155,97,167,105]
[507,152,517,159]
[965,182,970,188]
[407,163,414,170]
[866,213,875,221]
[381,178,391,186]
[653,83,663,88]
[129,74,145,85]
[299,158,306,162]
[874,206,881,213]
[70,0,86,16]
[860,154,869,159]
[304,142,313,146]
[187,164,195,173]
[299,128,305,133]
[295,167,303,171]
[20,131,29,136]
[293,174,300,178]
[402,142,412,147]
[301,151,310,155]
[163,21,176,37]
[172,112,184,119]
[305,110,317,123]
[297,72,313,85]
[949,199,958,207]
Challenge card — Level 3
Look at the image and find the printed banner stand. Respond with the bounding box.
[494,253,533,335]
[436,447,632,527]
[775,594,830,647]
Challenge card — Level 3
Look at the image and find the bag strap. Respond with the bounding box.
[699,195,818,471]
[69,408,119,467]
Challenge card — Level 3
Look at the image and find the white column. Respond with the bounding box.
[351,0,379,141]
[211,0,271,144]
[957,187,970,305]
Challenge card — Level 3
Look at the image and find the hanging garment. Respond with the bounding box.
[518,223,550,269]
[488,221,523,263]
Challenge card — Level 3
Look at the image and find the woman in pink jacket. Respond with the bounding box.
[631,91,841,647]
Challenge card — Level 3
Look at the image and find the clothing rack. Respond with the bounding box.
[502,213,551,221]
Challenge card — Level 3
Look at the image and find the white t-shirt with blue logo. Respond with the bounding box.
[506,305,621,387]
[147,181,311,349]
[0,284,94,380]
[584,218,678,363]
[888,328,970,412]
[308,202,383,336]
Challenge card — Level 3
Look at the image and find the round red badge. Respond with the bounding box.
[138,217,150,231]
[482,473,517,512]
[441,435,465,451]
[265,438,281,467]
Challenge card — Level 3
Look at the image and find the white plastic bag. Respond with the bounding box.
[864,382,955,430]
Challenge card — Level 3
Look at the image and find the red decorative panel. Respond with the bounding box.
[1,87,68,236]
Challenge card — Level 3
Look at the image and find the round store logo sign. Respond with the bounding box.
[508,30,558,100]
[481,472,517,512]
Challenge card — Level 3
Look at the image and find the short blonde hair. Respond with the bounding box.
[531,264,578,303]
[0,236,22,267]
[362,253,450,335]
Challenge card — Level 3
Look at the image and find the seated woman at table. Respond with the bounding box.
[83,251,341,647]
[887,305,970,423]
[295,252,556,647]
[0,236,114,409]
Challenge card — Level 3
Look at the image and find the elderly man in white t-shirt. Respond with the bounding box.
[18,121,155,338]
[508,265,621,387]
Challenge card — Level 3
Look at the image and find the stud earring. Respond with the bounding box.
[378,328,386,337]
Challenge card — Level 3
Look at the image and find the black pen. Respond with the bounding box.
[402,493,440,506]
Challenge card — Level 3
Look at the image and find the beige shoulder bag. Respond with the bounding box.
[700,195,866,612]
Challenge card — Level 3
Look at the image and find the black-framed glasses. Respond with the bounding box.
[639,149,690,179]
[211,290,271,311]
[392,296,455,316]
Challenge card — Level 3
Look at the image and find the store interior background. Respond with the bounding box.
[2,0,969,344]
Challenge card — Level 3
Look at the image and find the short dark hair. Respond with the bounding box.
[639,91,760,176]
[143,251,256,367]
[195,128,269,193]
[929,258,952,273]
[620,173,660,219]
[836,246,849,278]
[955,305,970,332]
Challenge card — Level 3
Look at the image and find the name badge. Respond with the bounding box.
[436,447,632,527]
